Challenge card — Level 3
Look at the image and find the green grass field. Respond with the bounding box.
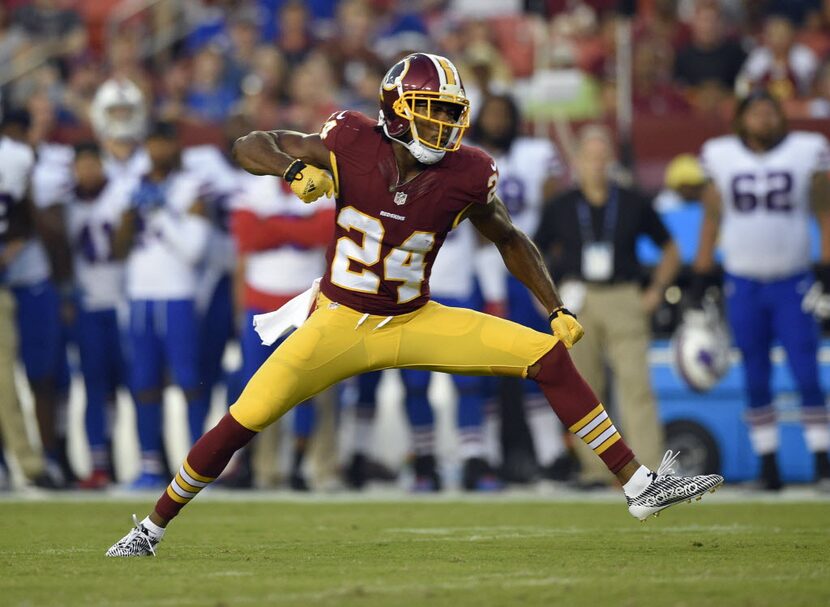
[1,497,828,607]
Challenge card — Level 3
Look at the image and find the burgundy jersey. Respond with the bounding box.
[319,110,497,315]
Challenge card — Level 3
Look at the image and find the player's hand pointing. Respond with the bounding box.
[549,306,584,348]
[283,159,334,203]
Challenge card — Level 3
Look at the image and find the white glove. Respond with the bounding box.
[801,282,830,320]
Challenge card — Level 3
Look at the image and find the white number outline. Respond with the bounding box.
[330,207,436,303]
[331,207,384,294]
[384,231,436,303]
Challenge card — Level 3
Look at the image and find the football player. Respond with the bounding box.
[112,122,211,489]
[92,79,240,441]
[693,90,830,490]
[64,143,134,488]
[108,53,723,556]
[0,110,54,489]
[230,143,334,490]
[347,220,504,493]
[90,78,150,180]
[8,111,74,486]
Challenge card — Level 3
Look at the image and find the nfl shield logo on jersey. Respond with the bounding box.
[393,191,408,206]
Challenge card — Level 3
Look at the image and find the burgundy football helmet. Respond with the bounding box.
[378,53,470,164]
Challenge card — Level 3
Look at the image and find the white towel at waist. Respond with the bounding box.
[252,278,321,346]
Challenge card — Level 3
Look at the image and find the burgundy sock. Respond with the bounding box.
[155,413,257,521]
[532,343,634,474]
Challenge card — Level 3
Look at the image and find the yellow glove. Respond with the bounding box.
[283,159,334,203]
[549,306,584,349]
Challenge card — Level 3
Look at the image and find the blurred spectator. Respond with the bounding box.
[673,3,747,94]
[458,20,513,95]
[282,52,338,132]
[61,59,102,128]
[12,0,88,63]
[342,61,387,115]
[544,0,618,19]
[25,89,59,147]
[449,0,522,18]
[808,59,830,117]
[321,0,385,91]
[664,153,705,202]
[223,9,262,93]
[7,61,64,118]
[800,0,830,58]
[183,0,232,53]
[633,37,690,116]
[106,34,153,103]
[655,153,706,211]
[635,0,692,51]
[737,14,819,100]
[186,46,240,124]
[765,0,821,26]
[237,46,289,130]
[276,0,316,67]
[0,5,29,69]
[156,58,193,123]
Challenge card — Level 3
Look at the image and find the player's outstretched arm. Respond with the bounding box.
[468,195,561,312]
[232,130,331,176]
[233,130,334,203]
[467,195,583,347]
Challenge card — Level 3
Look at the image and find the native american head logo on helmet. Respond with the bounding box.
[378,53,471,165]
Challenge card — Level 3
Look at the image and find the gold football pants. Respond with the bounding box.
[230,294,558,431]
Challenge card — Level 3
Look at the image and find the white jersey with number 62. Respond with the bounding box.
[701,131,830,280]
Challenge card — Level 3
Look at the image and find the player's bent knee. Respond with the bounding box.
[529,342,573,385]
[229,396,288,433]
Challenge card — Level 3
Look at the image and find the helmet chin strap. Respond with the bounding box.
[381,120,445,165]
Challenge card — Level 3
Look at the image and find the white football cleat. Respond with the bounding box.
[627,451,724,521]
[105,514,160,557]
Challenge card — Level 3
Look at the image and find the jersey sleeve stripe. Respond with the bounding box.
[329,151,340,198]
[452,202,475,229]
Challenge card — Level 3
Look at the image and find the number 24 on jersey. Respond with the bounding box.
[331,206,434,304]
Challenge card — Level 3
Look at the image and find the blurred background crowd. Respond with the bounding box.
[4,0,830,166]
[1,0,830,496]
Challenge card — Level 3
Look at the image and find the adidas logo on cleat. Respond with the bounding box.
[627,451,724,521]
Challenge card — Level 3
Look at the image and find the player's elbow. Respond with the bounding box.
[231,133,255,166]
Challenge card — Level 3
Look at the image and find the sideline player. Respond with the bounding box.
[92,79,241,438]
[0,111,53,489]
[107,53,723,556]
[693,91,830,490]
[112,122,211,488]
[64,143,133,488]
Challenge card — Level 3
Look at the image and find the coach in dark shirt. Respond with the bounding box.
[535,125,679,487]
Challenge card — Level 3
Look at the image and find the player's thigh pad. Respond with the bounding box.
[230,297,375,431]
[394,301,557,376]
